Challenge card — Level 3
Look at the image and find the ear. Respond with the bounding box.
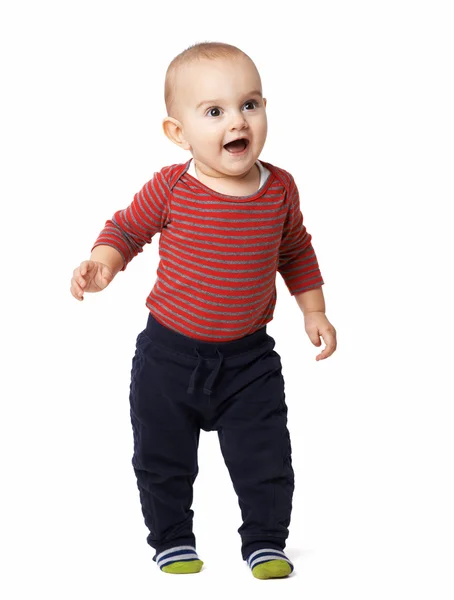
[162,117,191,150]
[263,98,267,108]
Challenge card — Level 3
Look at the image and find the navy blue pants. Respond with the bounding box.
[129,313,295,562]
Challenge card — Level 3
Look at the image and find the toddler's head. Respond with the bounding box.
[162,42,267,180]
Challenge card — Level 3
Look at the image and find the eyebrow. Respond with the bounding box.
[196,90,263,110]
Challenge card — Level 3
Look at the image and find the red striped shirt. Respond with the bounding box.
[91,159,324,341]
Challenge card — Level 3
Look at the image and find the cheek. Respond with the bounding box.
[249,112,266,128]
[201,129,224,149]
[261,116,268,137]
[252,116,267,140]
[190,122,221,145]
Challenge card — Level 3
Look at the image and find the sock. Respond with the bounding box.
[247,548,294,579]
[156,545,203,574]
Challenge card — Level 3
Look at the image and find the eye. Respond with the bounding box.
[207,107,222,117]
[243,100,259,111]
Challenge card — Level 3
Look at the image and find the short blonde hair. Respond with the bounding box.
[164,42,253,118]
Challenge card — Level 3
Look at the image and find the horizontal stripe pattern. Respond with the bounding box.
[155,545,200,570]
[91,159,324,341]
[247,548,294,572]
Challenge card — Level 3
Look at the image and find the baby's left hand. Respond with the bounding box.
[304,312,337,361]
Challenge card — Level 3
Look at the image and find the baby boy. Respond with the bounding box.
[70,41,337,579]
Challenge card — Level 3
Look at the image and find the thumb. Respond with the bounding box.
[308,332,322,346]
[101,264,114,282]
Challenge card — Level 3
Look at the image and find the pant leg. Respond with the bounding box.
[129,329,201,559]
[216,341,295,561]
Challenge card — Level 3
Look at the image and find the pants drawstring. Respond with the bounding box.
[187,349,202,395]
[203,349,224,396]
[187,348,224,396]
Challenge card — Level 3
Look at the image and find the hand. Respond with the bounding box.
[304,311,337,361]
[70,260,114,301]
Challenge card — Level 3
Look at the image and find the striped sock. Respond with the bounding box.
[247,548,294,579]
[156,545,203,574]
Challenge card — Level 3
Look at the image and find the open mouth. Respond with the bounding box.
[223,138,249,154]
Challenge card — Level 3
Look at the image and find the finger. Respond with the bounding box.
[308,332,322,347]
[316,349,329,360]
[71,279,84,300]
[72,272,85,288]
[79,260,92,277]
[316,336,336,360]
[71,288,83,301]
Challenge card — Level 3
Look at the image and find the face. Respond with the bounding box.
[166,55,267,179]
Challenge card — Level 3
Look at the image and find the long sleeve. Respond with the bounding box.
[277,175,324,295]
[91,170,170,271]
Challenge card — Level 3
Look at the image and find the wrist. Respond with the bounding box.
[90,244,124,276]
[294,287,325,315]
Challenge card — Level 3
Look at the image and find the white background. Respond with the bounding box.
[1,0,453,598]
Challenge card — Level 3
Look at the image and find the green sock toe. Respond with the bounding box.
[252,559,292,580]
[162,559,204,574]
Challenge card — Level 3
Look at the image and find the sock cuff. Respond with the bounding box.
[156,545,199,570]
[247,548,294,571]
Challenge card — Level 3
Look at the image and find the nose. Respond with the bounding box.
[228,110,248,131]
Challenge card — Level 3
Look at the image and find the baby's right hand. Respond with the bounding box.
[70,260,114,301]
